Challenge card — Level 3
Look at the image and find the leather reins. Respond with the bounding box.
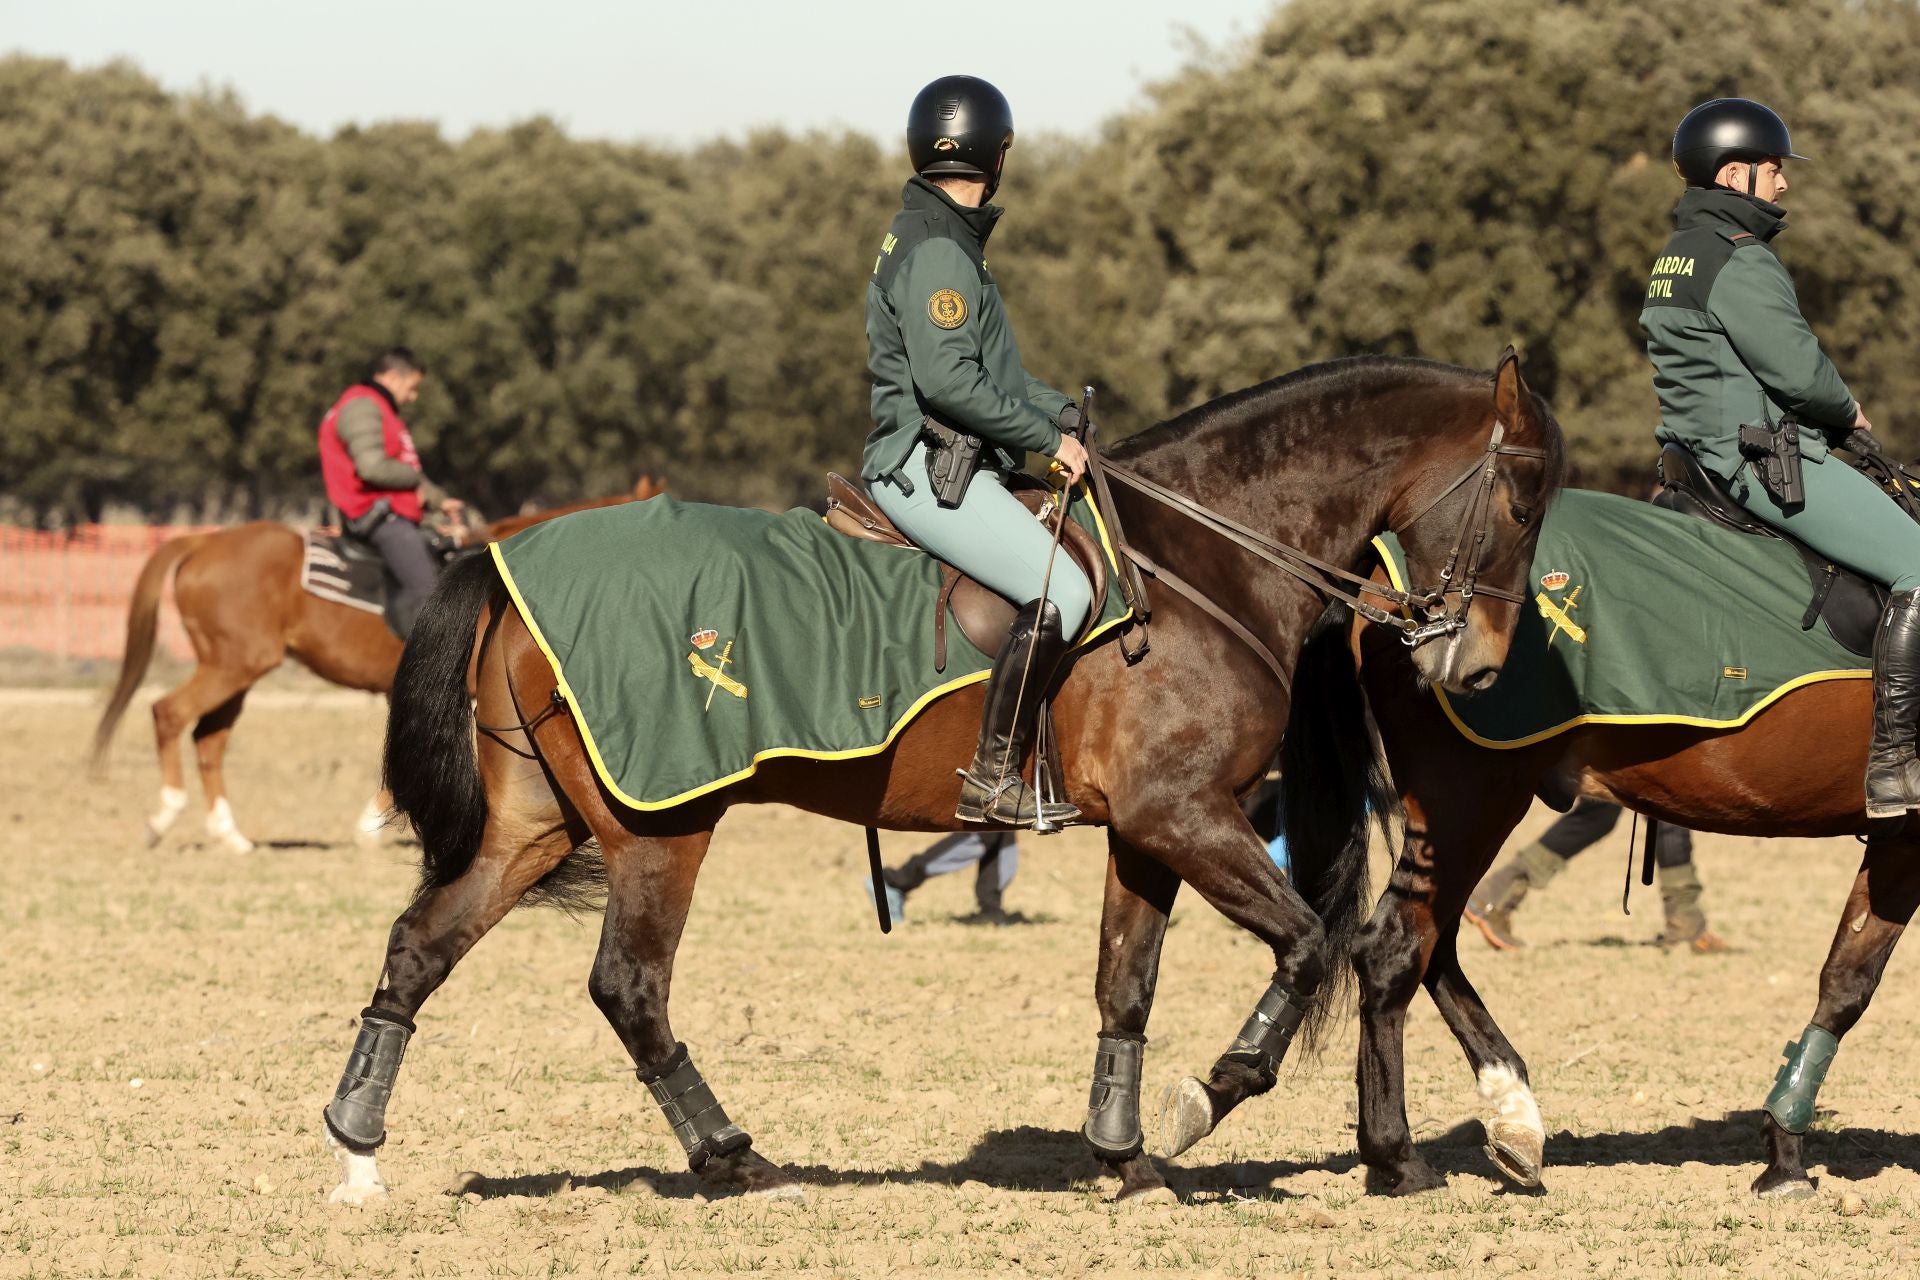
[1098,420,1548,685]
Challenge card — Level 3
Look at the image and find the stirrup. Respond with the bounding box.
[954,767,1080,829]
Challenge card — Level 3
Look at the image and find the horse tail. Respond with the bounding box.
[90,531,212,772]
[1281,601,1398,1050]
[385,552,499,898]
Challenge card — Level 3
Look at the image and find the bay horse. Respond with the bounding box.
[320,354,1564,1205]
[1259,554,1900,1201]
[88,478,665,853]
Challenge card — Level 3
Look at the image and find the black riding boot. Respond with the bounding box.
[1867,589,1920,819]
[955,601,1081,827]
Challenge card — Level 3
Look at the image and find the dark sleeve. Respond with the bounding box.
[338,399,426,490]
[891,238,1062,457]
[1710,249,1857,428]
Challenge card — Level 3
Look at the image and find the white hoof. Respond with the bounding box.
[326,1132,388,1205]
[752,1182,807,1201]
[1477,1064,1546,1187]
[147,786,189,844]
[206,799,255,855]
[1156,1076,1215,1158]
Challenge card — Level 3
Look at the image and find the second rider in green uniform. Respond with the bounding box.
[863,75,1093,829]
[1642,97,1920,819]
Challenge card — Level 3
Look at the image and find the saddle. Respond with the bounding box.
[823,472,1110,670]
[302,524,469,638]
[302,528,394,623]
[1653,444,1884,657]
[821,470,1113,671]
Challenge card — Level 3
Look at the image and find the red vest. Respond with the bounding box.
[317,385,424,522]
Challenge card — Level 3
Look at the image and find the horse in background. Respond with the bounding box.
[89,477,665,853]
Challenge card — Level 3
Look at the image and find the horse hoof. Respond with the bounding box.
[1366,1161,1447,1196]
[1156,1076,1215,1158]
[1484,1122,1544,1188]
[751,1181,806,1202]
[326,1133,388,1205]
[1752,1171,1816,1200]
[699,1148,800,1198]
[1118,1184,1179,1208]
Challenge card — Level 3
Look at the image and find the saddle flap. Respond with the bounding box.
[822,470,1112,663]
[952,490,1110,660]
[824,473,911,548]
[1652,445,1778,539]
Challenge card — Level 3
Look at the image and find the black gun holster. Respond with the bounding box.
[922,417,986,509]
[1737,414,1805,512]
[343,498,397,541]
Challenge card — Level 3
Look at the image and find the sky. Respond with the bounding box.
[2,0,1273,147]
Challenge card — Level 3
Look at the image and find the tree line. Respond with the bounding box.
[5,0,1920,525]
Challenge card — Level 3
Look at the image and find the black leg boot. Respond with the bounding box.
[1867,590,1920,819]
[955,601,1081,827]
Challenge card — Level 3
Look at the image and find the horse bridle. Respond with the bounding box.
[1098,419,1549,673]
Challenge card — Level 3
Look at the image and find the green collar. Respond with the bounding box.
[903,176,1003,249]
[1674,187,1788,243]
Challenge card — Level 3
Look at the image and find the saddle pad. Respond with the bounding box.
[491,490,1133,810]
[302,531,385,614]
[1373,488,1870,749]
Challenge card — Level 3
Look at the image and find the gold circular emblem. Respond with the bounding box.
[927,288,967,329]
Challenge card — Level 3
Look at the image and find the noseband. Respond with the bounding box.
[1099,419,1548,672]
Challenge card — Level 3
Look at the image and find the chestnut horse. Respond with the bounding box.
[1268,549,1903,1201]
[89,478,664,853]
[320,355,1564,1206]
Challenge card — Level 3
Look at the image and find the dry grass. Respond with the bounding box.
[6,690,1920,1276]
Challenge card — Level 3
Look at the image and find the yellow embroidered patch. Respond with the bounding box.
[928,288,968,329]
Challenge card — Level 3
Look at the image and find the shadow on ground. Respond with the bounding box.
[454,1116,1920,1202]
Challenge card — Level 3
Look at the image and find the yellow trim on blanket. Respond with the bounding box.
[493,483,1136,811]
[1368,535,1870,751]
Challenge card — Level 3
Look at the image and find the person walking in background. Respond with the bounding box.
[865,830,1022,926]
[316,346,462,639]
[1464,798,1726,953]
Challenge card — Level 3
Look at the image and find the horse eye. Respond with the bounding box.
[1510,503,1532,526]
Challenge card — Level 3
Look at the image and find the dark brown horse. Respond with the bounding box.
[89,478,665,853]
[320,355,1564,1205]
[1260,550,1898,1201]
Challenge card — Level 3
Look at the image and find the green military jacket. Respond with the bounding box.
[863,177,1072,481]
[1640,188,1856,477]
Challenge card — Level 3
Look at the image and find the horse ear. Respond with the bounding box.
[1493,345,1529,430]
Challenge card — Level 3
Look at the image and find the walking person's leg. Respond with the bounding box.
[1653,825,1727,952]
[1464,800,1624,950]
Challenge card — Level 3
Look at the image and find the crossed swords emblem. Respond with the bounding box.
[687,638,747,709]
[1535,584,1586,647]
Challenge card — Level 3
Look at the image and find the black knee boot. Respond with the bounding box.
[955,601,1080,827]
[1867,590,1920,819]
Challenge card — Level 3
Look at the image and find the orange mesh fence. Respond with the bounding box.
[0,524,219,663]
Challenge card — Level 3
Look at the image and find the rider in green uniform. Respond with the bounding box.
[1642,98,1920,819]
[864,75,1093,829]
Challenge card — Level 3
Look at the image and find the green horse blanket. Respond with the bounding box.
[1375,488,1869,748]
[491,491,1132,809]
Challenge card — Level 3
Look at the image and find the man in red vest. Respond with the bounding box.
[316,347,460,639]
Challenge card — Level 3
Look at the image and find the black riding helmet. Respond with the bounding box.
[907,75,1014,199]
[1672,98,1808,194]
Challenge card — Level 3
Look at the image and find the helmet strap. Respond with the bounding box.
[1746,161,1758,197]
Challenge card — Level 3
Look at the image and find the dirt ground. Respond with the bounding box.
[7,689,1920,1278]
